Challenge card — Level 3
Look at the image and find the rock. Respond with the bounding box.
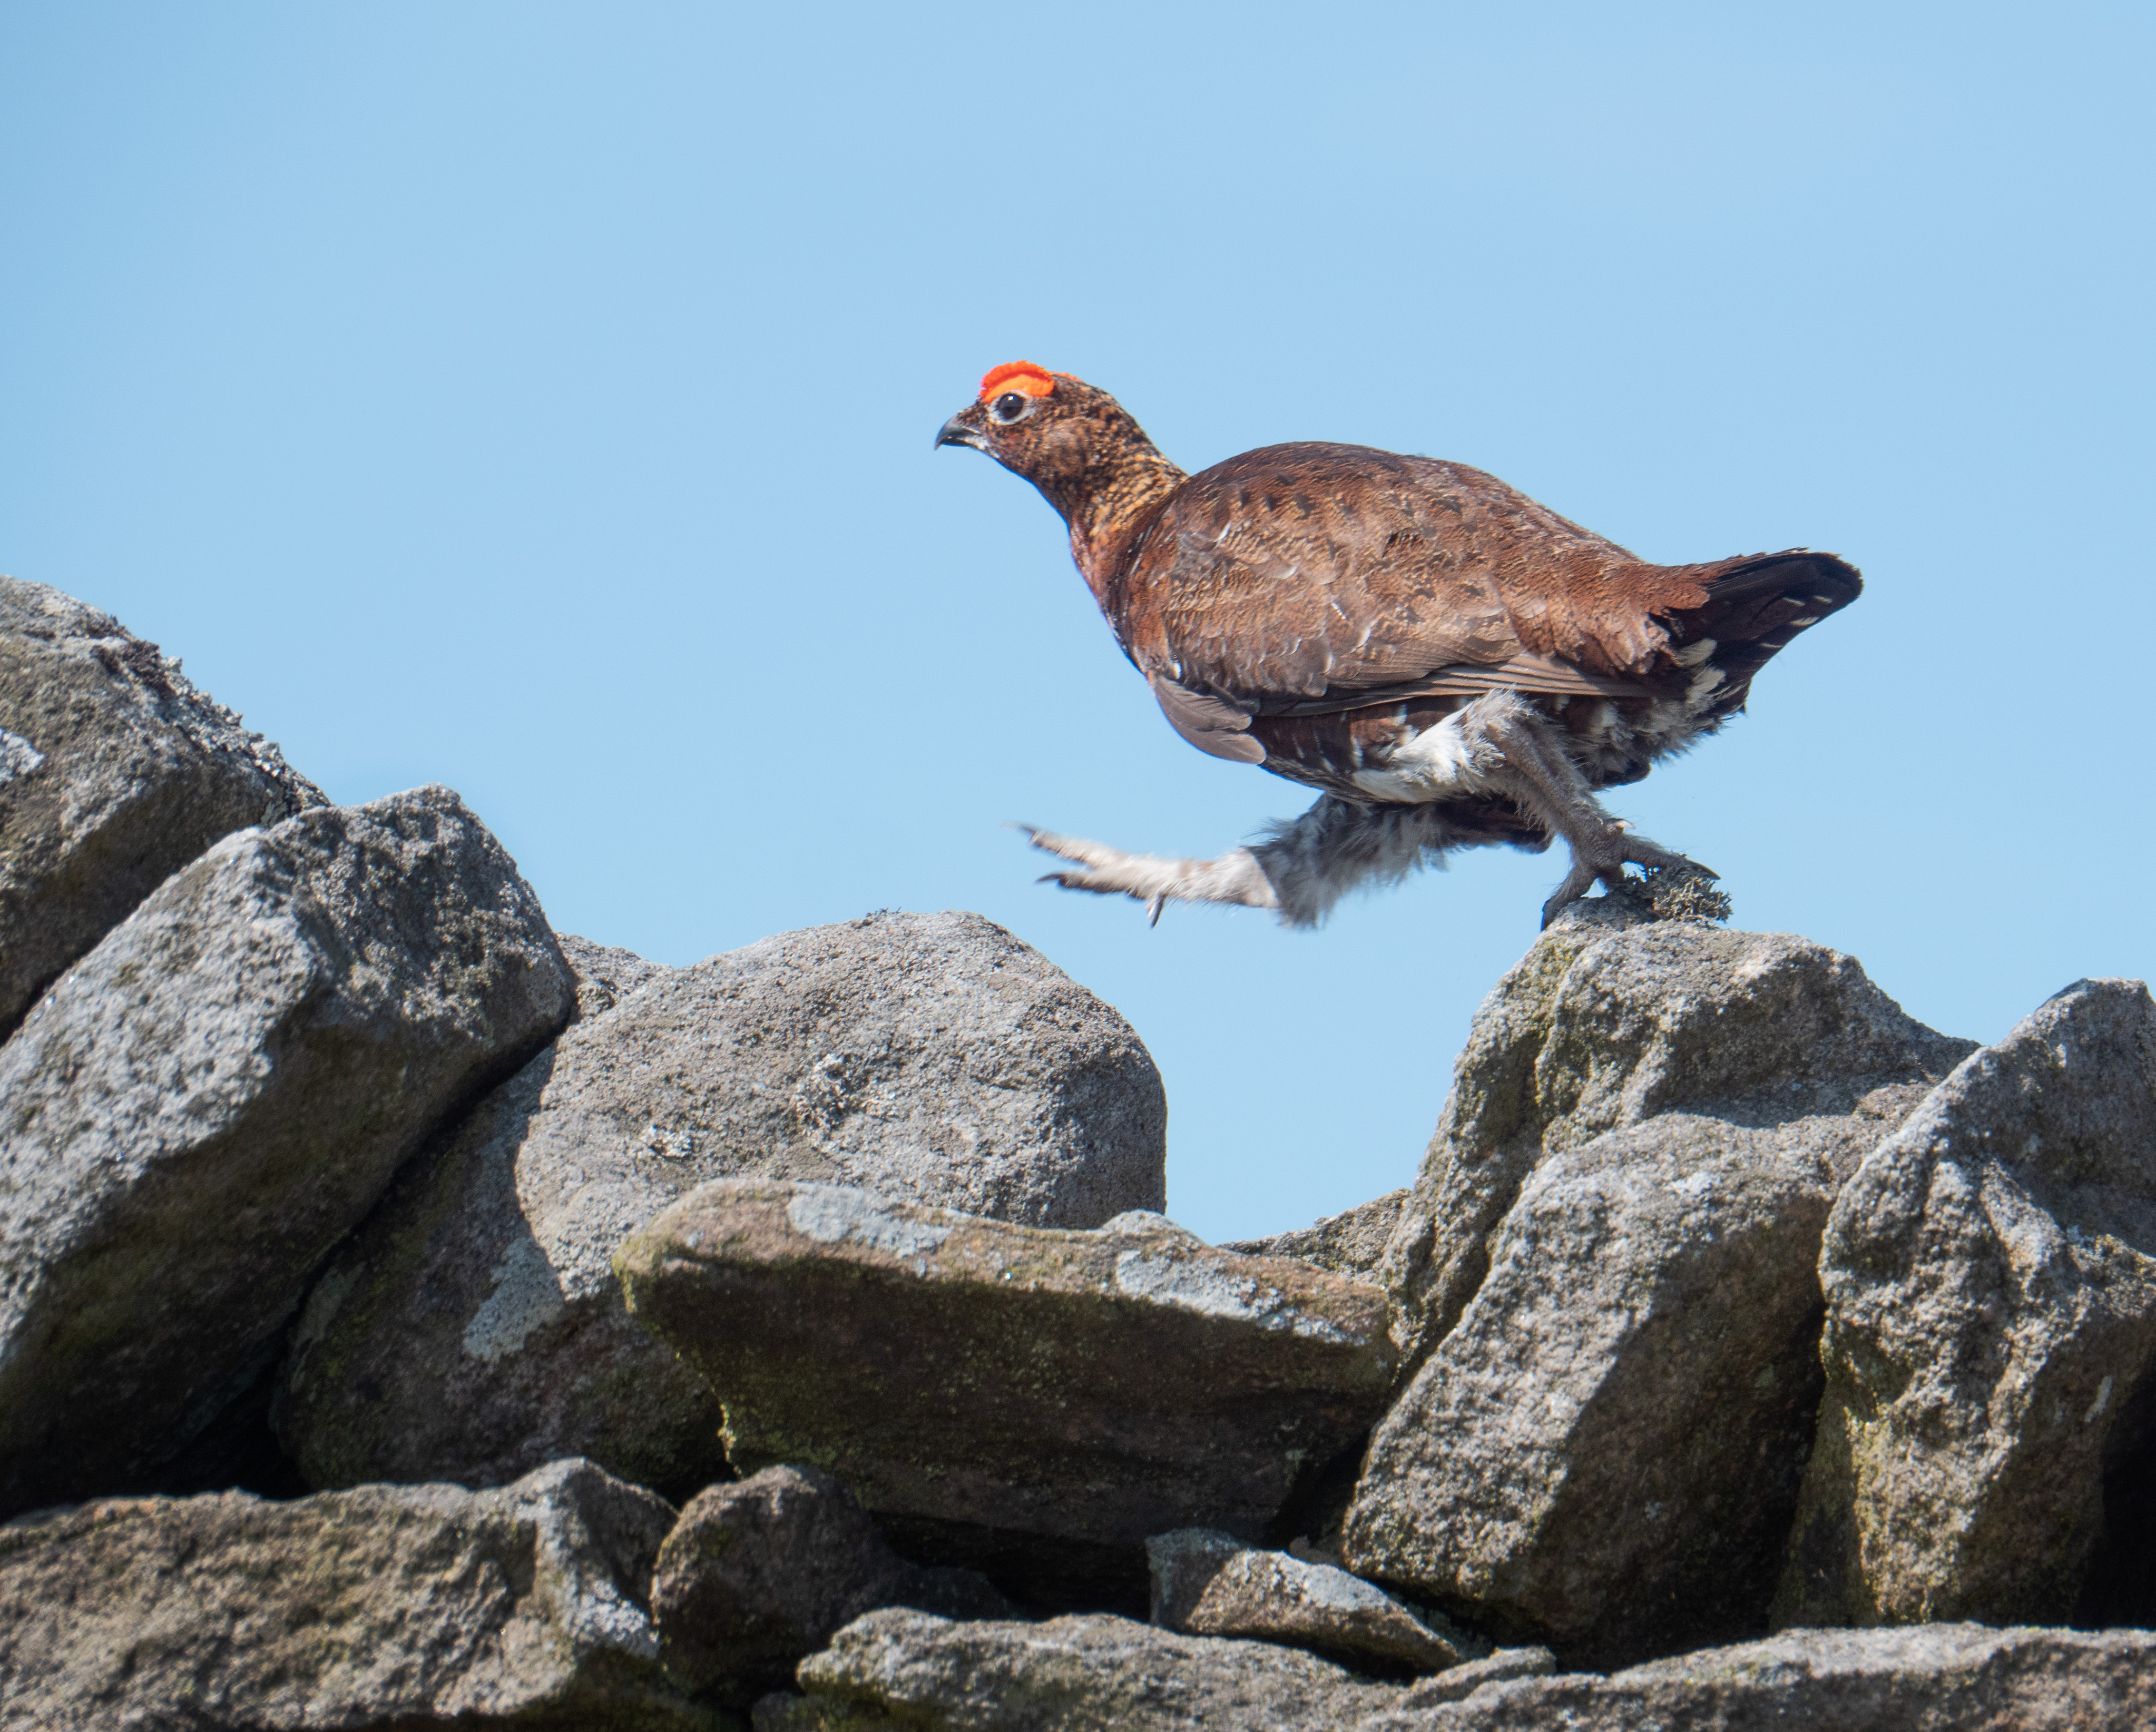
[0,788,573,1518]
[1357,1623,2156,1730]
[277,911,1168,1499]
[763,1608,1397,1729]
[0,1458,716,1731]
[1346,920,1972,1665]
[1389,1646,1556,1707]
[557,930,679,1017]
[1775,978,2156,1629]
[616,1181,1394,1606]
[0,576,324,1039]
[653,1463,1013,1707]
[765,1613,2156,1730]
[1223,1188,1410,1282]
[1379,911,1974,1367]
[1146,1528,1466,1673]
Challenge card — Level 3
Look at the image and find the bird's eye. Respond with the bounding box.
[992,392,1027,422]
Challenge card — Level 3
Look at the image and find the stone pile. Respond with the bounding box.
[3,575,2153,1730]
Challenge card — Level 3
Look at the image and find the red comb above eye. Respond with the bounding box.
[978,361,1061,401]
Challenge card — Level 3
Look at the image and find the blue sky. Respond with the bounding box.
[4,4,2150,1241]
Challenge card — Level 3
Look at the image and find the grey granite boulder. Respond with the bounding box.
[1360,1623,2156,1730]
[0,1458,715,1731]
[0,787,573,1518]
[1346,917,1971,1665]
[0,576,323,1038]
[1147,1528,1467,1674]
[760,1613,2156,1730]
[556,930,678,1017]
[1379,907,1974,1368]
[1385,1646,1556,1708]
[654,1464,1012,1707]
[277,911,1168,1499]
[1223,1188,1410,1282]
[1775,978,2156,1629]
[761,1608,1397,1729]
[616,1182,1393,1605]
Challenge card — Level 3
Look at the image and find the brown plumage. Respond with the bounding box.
[937,362,1859,927]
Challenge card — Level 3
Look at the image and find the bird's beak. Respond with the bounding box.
[935,406,987,451]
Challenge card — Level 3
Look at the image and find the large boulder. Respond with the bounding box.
[0,576,323,1039]
[616,1183,1394,1606]
[652,1464,1011,1708]
[0,787,573,1518]
[1379,906,1974,1366]
[276,911,1169,1499]
[1345,917,1972,1664]
[761,1612,2156,1730]
[1775,978,2156,1629]
[0,1458,716,1731]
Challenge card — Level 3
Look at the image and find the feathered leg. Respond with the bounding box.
[1017,825,1279,925]
[1022,692,1710,930]
[1023,798,1516,928]
[1458,691,1712,926]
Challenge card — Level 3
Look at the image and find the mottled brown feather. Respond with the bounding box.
[938,375,1859,801]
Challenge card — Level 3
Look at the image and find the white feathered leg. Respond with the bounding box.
[1018,826,1279,926]
[1020,797,1521,928]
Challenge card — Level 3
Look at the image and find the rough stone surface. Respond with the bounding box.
[0,788,574,1519]
[654,1464,1013,1708]
[278,911,1167,1500]
[1147,1528,1465,1672]
[1775,978,2156,1629]
[1359,1623,2156,1730]
[760,1613,2156,1730]
[1347,918,1972,1665]
[0,1458,715,1732]
[1224,1188,1410,1282]
[1390,1646,1556,1707]
[617,1182,1394,1602]
[557,930,679,1019]
[0,575,324,1038]
[1379,909,1974,1368]
[763,1609,1397,1729]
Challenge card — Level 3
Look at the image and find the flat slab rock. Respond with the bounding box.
[758,1610,2156,1730]
[277,910,1168,1501]
[0,786,573,1518]
[1147,1528,1467,1673]
[0,1458,717,1732]
[0,576,324,1037]
[616,1182,1394,1583]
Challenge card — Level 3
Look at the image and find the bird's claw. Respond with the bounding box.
[1023,828,1157,907]
[1540,825,1716,928]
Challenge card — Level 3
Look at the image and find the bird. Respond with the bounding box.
[935,361,1859,930]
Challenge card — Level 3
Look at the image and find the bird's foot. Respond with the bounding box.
[1015,826,1279,924]
[1541,820,1716,928]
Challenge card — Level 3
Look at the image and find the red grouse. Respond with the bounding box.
[936,362,1859,928]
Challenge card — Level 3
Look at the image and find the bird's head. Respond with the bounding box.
[935,362,1184,537]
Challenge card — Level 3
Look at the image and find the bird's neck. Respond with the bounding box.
[1042,446,1187,613]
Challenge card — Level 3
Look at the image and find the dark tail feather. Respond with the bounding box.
[1663,550,1861,710]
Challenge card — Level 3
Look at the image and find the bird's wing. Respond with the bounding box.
[1117,442,1729,709]
[1147,670,1266,762]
